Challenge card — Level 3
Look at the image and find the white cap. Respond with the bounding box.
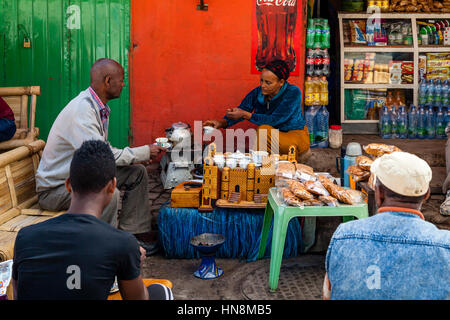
[370,152,432,197]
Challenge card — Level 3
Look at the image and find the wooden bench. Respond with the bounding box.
[0,140,64,262]
[0,86,40,151]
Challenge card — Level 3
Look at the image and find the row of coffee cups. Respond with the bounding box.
[212,150,272,170]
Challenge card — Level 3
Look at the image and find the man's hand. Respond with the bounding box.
[149,144,166,160]
[225,108,251,121]
[139,246,146,268]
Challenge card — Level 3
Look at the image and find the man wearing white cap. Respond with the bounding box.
[323,152,450,300]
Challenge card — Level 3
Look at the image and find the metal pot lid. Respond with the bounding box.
[172,122,189,130]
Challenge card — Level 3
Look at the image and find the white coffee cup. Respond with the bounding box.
[155,137,168,146]
[203,126,215,135]
[226,158,237,169]
[239,158,250,169]
[215,159,225,169]
[251,150,268,165]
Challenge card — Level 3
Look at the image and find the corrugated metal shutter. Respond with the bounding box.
[0,0,131,148]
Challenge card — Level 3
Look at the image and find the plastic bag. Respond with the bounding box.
[363,143,402,158]
[355,155,373,171]
[275,162,296,180]
[280,187,304,207]
[294,163,317,182]
[285,179,315,200]
[319,195,340,207]
[304,180,330,197]
[302,199,324,207]
[347,165,371,182]
[346,189,367,204]
[0,260,13,297]
[318,176,354,205]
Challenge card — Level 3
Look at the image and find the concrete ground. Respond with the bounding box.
[139,135,450,300]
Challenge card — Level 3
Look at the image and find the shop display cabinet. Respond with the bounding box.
[338,12,450,133]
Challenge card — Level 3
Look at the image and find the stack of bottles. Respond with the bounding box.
[304,77,329,148]
[379,103,449,140]
[418,79,449,108]
[306,18,330,78]
[305,18,331,149]
[306,18,330,49]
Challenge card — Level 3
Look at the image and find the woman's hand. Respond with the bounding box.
[226,108,252,121]
[203,119,227,129]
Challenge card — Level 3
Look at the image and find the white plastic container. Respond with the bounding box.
[329,125,343,149]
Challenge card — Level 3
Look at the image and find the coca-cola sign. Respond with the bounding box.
[256,0,296,6]
[252,0,302,75]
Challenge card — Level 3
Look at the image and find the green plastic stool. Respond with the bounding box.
[257,187,369,292]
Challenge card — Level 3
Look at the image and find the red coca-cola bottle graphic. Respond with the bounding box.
[255,0,297,72]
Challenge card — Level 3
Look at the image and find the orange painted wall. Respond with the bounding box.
[130,0,306,147]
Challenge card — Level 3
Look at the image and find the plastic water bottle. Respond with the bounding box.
[419,80,427,105]
[442,80,449,108]
[436,106,446,139]
[426,79,435,105]
[306,19,315,49]
[322,19,331,49]
[425,105,436,139]
[408,105,418,139]
[434,79,442,107]
[390,106,398,138]
[305,106,318,145]
[397,106,408,139]
[379,105,391,139]
[446,107,450,128]
[417,104,427,139]
[322,49,330,77]
[314,19,323,49]
[314,105,329,148]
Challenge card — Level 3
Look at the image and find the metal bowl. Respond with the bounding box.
[190,233,226,255]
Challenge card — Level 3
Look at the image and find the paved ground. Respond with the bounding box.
[140,136,450,300]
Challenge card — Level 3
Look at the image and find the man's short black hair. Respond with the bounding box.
[377,179,427,204]
[69,140,116,195]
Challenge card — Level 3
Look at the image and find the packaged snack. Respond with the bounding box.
[347,165,371,182]
[390,71,402,84]
[285,179,315,200]
[401,61,414,74]
[276,162,296,180]
[294,163,316,182]
[426,59,450,68]
[319,195,340,207]
[318,176,354,205]
[0,260,13,297]
[302,199,324,207]
[346,189,368,204]
[389,61,403,73]
[303,180,330,197]
[401,74,413,83]
[368,172,376,190]
[280,187,304,207]
[350,20,367,44]
[363,143,402,157]
[355,155,374,171]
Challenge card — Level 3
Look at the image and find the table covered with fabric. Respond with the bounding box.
[158,205,303,262]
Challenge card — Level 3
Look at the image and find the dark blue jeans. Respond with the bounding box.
[0,118,16,142]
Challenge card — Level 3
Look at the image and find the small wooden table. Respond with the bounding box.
[257,187,369,292]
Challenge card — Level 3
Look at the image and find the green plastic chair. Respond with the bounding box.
[257,187,369,292]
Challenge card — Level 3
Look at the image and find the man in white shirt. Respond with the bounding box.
[35,58,165,252]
